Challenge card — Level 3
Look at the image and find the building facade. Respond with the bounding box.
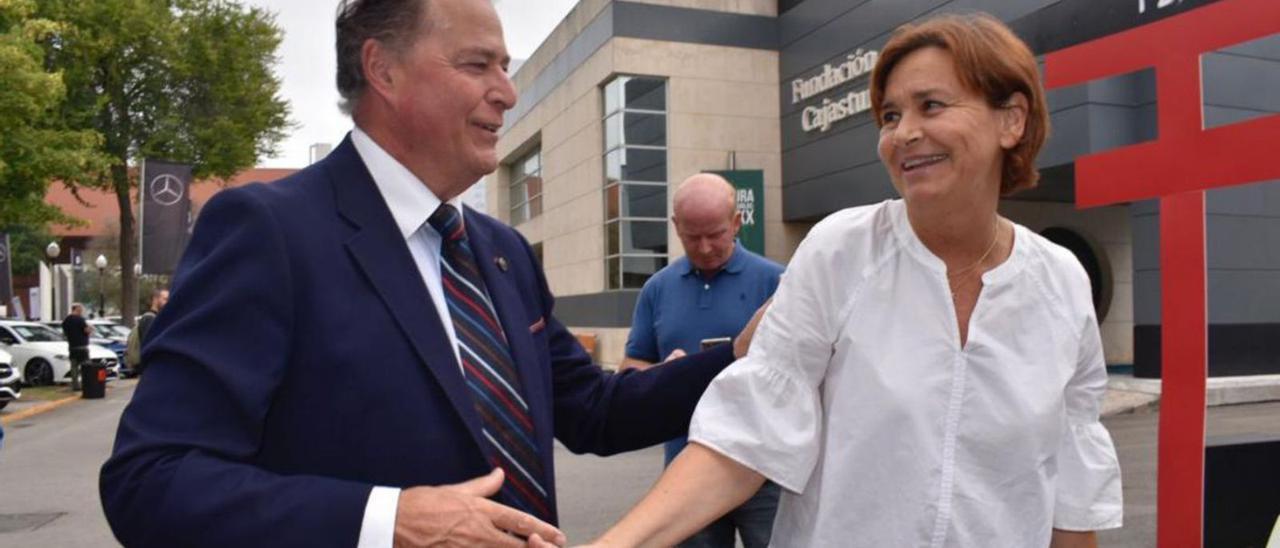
[486,0,1280,376]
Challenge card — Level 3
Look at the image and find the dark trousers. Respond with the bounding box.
[69,346,89,389]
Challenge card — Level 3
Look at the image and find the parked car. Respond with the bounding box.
[0,320,119,386]
[90,320,132,377]
[41,319,128,360]
[0,348,20,410]
[91,320,131,340]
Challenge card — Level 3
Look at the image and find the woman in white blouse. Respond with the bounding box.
[575,13,1123,548]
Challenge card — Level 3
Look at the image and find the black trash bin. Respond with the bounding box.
[81,362,106,399]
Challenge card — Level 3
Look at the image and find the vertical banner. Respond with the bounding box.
[141,159,193,275]
[0,233,12,306]
[709,170,765,255]
[28,286,40,321]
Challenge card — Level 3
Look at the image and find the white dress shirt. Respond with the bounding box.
[689,199,1123,547]
[350,127,466,548]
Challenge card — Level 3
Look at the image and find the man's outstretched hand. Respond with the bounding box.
[394,468,566,547]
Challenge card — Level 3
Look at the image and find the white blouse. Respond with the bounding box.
[689,199,1122,547]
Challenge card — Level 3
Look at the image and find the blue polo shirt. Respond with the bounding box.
[625,242,783,462]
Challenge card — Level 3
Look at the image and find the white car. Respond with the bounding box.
[0,320,119,386]
[0,348,19,410]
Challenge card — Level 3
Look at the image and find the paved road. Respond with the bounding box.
[0,380,133,547]
[1,380,1276,547]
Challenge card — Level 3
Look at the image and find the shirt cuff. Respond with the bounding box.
[357,486,401,548]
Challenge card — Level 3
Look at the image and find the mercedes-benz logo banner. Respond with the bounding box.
[141,159,193,275]
[0,233,12,306]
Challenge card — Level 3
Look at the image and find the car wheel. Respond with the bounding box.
[24,359,54,387]
[0,400,8,409]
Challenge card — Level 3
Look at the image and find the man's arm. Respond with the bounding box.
[618,356,654,372]
[103,189,563,548]
[619,349,685,372]
[100,188,373,547]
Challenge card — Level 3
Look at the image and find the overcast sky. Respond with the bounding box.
[243,0,579,168]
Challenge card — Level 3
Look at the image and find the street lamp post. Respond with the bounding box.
[45,241,60,320]
[95,254,108,318]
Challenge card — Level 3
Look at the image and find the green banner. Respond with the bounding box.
[709,170,765,255]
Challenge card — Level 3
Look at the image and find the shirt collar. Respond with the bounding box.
[681,241,747,277]
[350,126,463,240]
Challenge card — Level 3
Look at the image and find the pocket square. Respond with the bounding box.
[529,317,546,334]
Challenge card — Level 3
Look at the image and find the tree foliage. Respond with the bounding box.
[0,0,106,228]
[1,222,53,277]
[35,0,290,324]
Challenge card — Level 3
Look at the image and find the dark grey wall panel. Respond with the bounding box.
[554,290,640,328]
[613,2,777,50]
[1206,183,1272,217]
[1204,47,1280,115]
[780,117,879,186]
[1209,271,1280,324]
[1206,213,1280,270]
[783,163,897,221]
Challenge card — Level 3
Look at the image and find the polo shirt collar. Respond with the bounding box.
[682,241,747,277]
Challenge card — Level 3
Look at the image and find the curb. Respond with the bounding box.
[0,395,81,425]
[1102,397,1161,418]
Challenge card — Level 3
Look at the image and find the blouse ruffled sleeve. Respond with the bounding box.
[688,231,844,494]
[1054,313,1124,531]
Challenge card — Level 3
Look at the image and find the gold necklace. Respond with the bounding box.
[947,218,1001,301]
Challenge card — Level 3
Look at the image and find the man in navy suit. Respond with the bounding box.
[99,0,747,546]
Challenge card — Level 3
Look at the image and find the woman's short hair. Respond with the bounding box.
[870,13,1049,195]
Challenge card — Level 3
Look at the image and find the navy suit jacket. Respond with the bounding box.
[100,137,736,547]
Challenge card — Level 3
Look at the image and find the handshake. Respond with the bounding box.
[392,301,772,548]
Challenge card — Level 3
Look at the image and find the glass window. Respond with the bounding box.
[605,148,666,183]
[14,324,64,342]
[602,76,669,290]
[509,148,542,225]
[605,183,667,221]
[604,111,666,149]
[606,255,669,290]
[604,77,666,115]
[604,220,667,256]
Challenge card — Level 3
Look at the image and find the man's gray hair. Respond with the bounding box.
[334,0,432,116]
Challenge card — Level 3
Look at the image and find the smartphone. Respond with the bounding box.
[700,336,732,350]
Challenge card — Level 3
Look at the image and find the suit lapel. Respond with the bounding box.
[464,212,554,458]
[327,137,487,457]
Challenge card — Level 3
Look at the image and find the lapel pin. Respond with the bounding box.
[495,256,509,272]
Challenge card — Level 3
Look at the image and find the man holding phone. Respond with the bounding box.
[621,173,784,548]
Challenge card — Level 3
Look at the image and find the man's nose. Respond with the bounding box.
[490,70,517,111]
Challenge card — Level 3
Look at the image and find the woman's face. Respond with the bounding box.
[876,47,1024,207]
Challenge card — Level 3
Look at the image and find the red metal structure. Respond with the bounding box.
[1043,0,1280,545]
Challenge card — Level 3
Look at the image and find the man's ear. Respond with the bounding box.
[362,38,399,104]
[999,92,1029,150]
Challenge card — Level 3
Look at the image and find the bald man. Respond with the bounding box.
[621,174,784,547]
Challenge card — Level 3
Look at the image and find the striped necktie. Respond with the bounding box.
[428,203,552,520]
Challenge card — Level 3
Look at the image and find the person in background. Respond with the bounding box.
[620,173,783,548]
[127,288,168,377]
[579,13,1121,548]
[60,303,91,391]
